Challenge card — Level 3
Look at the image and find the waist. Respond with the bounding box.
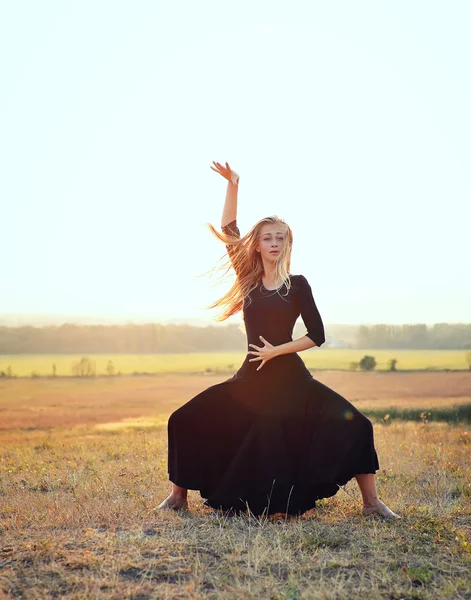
[236,352,312,381]
[246,335,293,350]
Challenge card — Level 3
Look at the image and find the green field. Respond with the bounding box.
[0,349,469,377]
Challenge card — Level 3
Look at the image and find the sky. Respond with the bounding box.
[1,0,470,327]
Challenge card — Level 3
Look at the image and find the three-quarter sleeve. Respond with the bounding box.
[221,219,240,238]
[298,275,325,347]
[221,219,241,272]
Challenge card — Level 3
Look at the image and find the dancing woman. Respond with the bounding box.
[159,162,399,519]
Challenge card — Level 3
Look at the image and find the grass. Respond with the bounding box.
[364,404,471,425]
[0,348,470,377]
[0,373,470,598]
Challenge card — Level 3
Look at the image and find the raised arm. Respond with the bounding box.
[210,161,239,228]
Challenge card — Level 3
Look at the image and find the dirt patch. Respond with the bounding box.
[0,372,469,431]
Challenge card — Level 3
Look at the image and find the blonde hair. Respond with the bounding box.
[206,216,293,321]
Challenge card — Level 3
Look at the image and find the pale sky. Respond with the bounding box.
[1,1,470,326]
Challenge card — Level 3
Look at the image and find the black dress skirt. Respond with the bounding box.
[166,220,379,517]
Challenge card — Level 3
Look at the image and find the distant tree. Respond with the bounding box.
[349,362,360,371]
[466,351,471,371]
[359,355,376,371]
[388,358,398,372]
[71,356,96,377]
[106,360,115,376]
[356,325,370,348]
[52,363,57,377]
[6,366,13,378]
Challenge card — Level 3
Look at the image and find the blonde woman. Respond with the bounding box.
[159,162,399,519]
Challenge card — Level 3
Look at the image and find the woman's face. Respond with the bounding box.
[256,223,286,262]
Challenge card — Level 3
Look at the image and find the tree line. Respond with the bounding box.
[0,323,247,354]
[0,322,470,354]
[356,323,471,349]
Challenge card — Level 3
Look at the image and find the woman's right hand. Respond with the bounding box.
[210,161,239,184]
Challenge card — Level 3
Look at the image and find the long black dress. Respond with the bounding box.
[166,219,379,516]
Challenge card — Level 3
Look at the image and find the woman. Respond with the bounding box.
[159,161,399,519]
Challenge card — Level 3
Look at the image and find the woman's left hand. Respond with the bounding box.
[248,336,278,371]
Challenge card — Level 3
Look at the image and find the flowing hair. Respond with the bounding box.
[206,216,293,321]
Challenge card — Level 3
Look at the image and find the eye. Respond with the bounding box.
[276,236,284,242]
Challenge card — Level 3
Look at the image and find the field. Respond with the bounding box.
[1,349,470,378]
[1,372,470,599]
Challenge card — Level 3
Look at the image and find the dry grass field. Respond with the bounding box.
[1,372,470,599]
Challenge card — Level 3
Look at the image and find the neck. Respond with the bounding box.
[261,261,279,287]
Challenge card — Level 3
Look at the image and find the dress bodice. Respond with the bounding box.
[221,219,325,351]
[243,277,324,350]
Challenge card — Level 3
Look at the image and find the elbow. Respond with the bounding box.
[306,331,325,348]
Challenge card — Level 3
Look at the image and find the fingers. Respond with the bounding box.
[248,348,261,362]
[211,161,233,181]
[248,344,261,350]
[249,355,265,369]
[211,161,233,174]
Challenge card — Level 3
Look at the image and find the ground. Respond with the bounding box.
[0,372,470,599]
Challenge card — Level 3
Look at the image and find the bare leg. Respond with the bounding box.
[355,473,400,519]
[158,483,189,510]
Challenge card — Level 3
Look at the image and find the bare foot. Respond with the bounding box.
[157,493,188,511]
[362,499,400,520]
